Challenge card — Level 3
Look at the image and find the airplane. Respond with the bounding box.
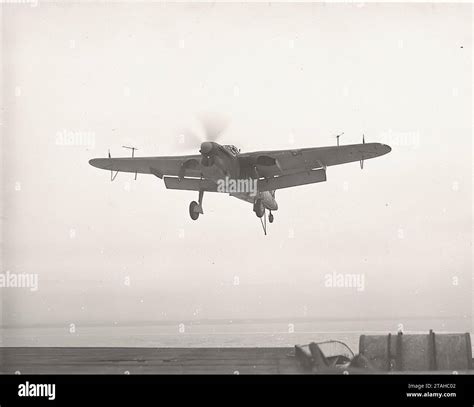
[89,128,391,234]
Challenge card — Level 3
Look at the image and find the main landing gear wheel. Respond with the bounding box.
[189,190,204,221]
[189,201,200,220]
[254,199,265,218]
[269,212,274,223]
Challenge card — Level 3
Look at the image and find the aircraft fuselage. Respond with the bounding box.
[199,142,277,211]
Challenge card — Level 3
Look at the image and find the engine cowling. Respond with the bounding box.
[200,142,217,167]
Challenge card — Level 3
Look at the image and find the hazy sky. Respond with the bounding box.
[1,2,472,330]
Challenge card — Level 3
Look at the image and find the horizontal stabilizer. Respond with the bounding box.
[258,168,326,191]
[164,177,218,192]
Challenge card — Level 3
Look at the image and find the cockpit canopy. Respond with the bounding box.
[222,144,240,156]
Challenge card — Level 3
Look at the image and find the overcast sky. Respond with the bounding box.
[1,2,472,331]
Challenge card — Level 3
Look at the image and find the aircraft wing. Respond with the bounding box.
[239,142,391,179]
[89,155,203,178]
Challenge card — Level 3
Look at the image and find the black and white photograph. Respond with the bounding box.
[0,0,472,403]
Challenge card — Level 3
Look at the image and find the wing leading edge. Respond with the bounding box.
[89,155,203,178]
[239,142,391,179]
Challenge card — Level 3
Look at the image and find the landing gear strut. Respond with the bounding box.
[189,190,204,220]
[254,199,274,236]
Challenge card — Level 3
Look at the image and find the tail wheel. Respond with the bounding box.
[189,201,200,220]
[254,199,265,218]
[269,212,274,223]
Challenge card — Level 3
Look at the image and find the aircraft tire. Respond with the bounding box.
[254,199,265,218]
[189,201,200,220]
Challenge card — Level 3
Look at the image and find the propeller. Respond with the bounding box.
[175,112,230,152]
[198,112,229,142]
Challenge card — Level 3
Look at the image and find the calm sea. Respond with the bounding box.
[1,318,472,354]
